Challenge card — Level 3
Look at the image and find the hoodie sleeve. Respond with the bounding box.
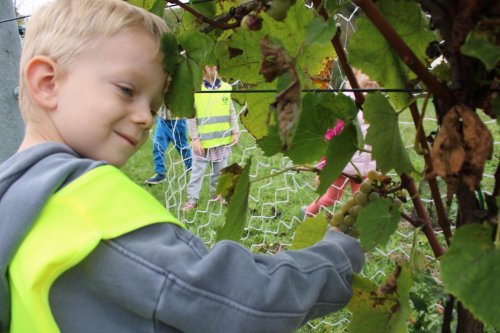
[100,224,364,333]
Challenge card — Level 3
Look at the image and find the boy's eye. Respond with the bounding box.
[119,86,134,97]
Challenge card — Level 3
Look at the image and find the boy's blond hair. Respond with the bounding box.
[19,0,168,121]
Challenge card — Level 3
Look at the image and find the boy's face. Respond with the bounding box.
[204,65,218,81]
[50,28,166,166]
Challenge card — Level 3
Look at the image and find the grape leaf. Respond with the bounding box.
[160,32,182,76]
[326,92,358,121]
[364,92,413,175]
[305,16,337,46]
[178,30,216,66]
[290,214,328,250]
[149,0,166,17]
[440,223,500,330]
[348,267,411,333]
[356,197,401,251]
[191,0,215,18]
[317,122,357,196]
[286,93,338,164]
[215,0,246,16]
[164,58,200,118]
[217,29,266,84]
[218,0,335,85]
[256,124,282,156]
[216,158,252,242]
[126,0,162,16]
[239,82,276,140]
[461,28,500,72]
[347,0,436,109]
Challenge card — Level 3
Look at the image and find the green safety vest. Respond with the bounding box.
[194,82,233,149]
[9,165,184,333]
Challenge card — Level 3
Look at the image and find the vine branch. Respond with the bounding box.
[401,173,445,257]
[167,0,250,32]
[352,0,455,112]
[310,0,365,106]
[408,94,452,244]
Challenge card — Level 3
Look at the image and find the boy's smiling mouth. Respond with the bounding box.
[115,130,138,147]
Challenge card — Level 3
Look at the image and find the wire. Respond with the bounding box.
[195,88,426,94]
[0,15,30,25]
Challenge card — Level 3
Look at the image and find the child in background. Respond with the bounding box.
[144,105,192,185]
[304,70,378,217]
[0,1,364,332]
[181,65,239,211]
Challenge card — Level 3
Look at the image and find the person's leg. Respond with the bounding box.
[186,156,209,204]
[152,117,171,176]
[305,175,350,217]
[171,119,192,172]
[210,157,229,197]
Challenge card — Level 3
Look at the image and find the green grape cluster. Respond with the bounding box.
[328,170,404,238]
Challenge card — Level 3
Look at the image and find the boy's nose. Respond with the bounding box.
[131,104,155,128]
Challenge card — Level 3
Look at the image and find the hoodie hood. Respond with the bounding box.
[0,142,104,331]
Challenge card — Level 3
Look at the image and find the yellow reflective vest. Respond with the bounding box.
[9,165,183,333]
[194,81,233,149]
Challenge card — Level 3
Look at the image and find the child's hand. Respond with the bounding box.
[314,175,320,188]
[192,139,205,156]
[231,133,239,145]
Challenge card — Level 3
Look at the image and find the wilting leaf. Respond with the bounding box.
[348,265,411,333]
[260,36,301,151]
[428,105,493,192]
[216,158,252,242]
[215,163,244,202]
[290,214,328,250]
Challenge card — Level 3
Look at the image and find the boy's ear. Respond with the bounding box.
[24,56,59,110]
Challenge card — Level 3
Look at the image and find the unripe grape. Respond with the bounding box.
[338,223,350,233]
[240,14,262,31]
[343,215,356,226]
[341,198,356,213]
[349,205,363,218]
[368,191,380,202]
[331,212,344,226]
[391,198,402,210]
[359,180,372,194]
[367,170,379,182]
[354,192,368,206]
[348,226,360,238]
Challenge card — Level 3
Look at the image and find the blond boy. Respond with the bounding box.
[0,0,364,332]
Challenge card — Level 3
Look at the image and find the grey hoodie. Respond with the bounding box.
[0,142,364,333]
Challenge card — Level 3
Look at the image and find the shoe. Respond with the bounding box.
[144,173,165,185]
[181,201,197,212]
[212,194,227,205]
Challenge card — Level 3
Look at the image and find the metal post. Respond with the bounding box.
[0,0,24,162]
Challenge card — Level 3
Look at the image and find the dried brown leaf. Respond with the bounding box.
[428,105,493,193]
